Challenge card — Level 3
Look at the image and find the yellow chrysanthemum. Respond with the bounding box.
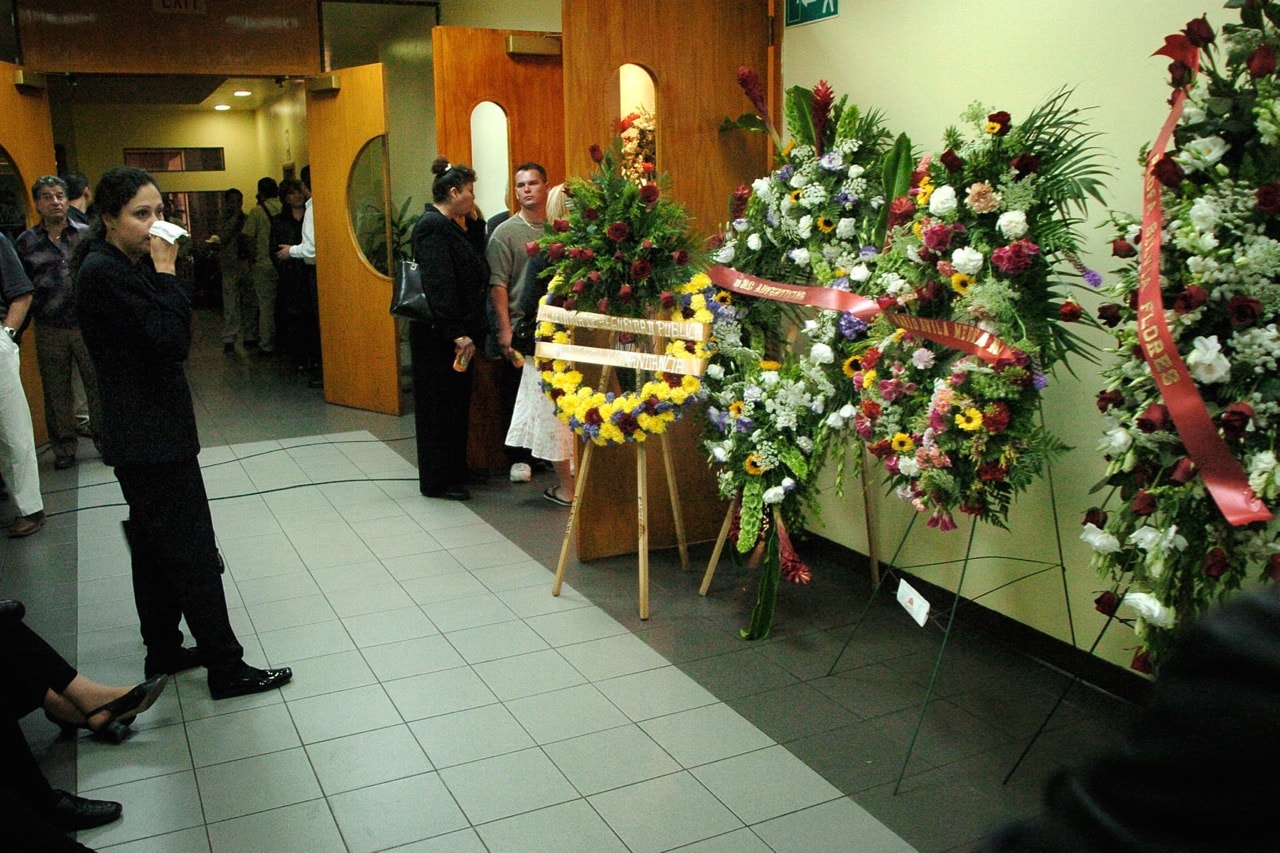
[691,308,714,324]
[916,180,935,208]
[891,432,915,454]
[551,331,572,345]
[842,355,859,379]
[891,329,907,344]
[861,369,877,390]
[537,322,556,337]
[759,360,782,372]
[744,454,765,476]
[816,216,836,233]
[681,374,701,393]
[950,273,975,296]
[637,413,668,434]
[956,407,984,431]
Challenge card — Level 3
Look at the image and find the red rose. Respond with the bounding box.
[596,298,609,314]
[1131,490,1158,516]
[1169,60,1193,88]
[1183,15,1214,47]
[1137,403,1169,433]
[1094,591,1120,617]
[1153,154,1185,189]
[940,148,965,172]
[1132,463,1155,487]
[1248,43,1278,78]
[1220,402,1254,439]
[525,241,540,257]
[1173,285,1208,314]
[567,247,583,261]
[639,183,660,204]
[1257,183,1280,215]
[1131,650,1153,675]
[1097,304,1123,327]
[987,110,1012,136]
[547,242,565,260]
[571,279,586,294]
[1203,547,1230,578]
[672,249,690,266]
[731,184,751,220]
[587,270,601,284]
[1010,153,1041,180]
[1227,294,1263,327]
[583,207,600,221]
[561,298,575,311]
[606,221,630,242]
[659,291,675,309]
[887,196,916,228]
[1111,238,1137,258]
[1167,457,1197,485]
[580,248,595,262]
[642,239,653,250]
[619,284,634,302]
[1083,508,1108,528]
[1058,301,1083,322]
[552,218,570,233]
[589,144,604,163]
[630,259,653,281]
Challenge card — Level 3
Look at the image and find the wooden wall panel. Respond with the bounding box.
[561,0,778,561]
[1,61,54,446]
[15,0,321,76]
[307,62,402,415]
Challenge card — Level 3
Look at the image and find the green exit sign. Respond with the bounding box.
[786,0,837,27]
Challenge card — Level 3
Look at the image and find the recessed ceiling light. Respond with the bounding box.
[214,104,231,111]
[233,90,252,97]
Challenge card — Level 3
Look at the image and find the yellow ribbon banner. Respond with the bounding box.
[534,303,711,377]
[537,304,711,342]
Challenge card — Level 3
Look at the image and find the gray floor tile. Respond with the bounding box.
[471,648,587,701]
[418,592,520,633]
[195,747,323,823]
[207,799,345,853]
[475,798,628,852]
[275,649,378,700]
[589,771,745,853]
[307,724,434,795]
[638,702,776,768]
[342,606,438,647]
[505,683,631,745]
[329,772,468,853]
[445,618,549,664]
[752,797,917,852]
[690,744,843,824]
[360,634,467,682]
[408,703,536,768]
[96,826,212,853]
[437,746,579,825]
[383,666,499,721]
[596,665,719,721]
[556,631,671,682]
[75,721,194,791]
[544,724,681,796]
[77,770,205,849]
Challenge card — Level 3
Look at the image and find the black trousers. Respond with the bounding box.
[114,458,243,673]
[0,618,78,721]
[410,322,473,495]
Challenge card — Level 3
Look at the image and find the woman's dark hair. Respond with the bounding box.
[71,166,157,276]
[278,178,305,201]
[256,177,279,203]
[431,156,476,203]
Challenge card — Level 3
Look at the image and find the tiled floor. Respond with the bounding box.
[1,310,1137,852]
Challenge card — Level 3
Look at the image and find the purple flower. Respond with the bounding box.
[860,245,880,259]
[1083,269,1103,287]
[839,314,868,340]
[835,190,857,206]
[776,164,794,182]
[735,418,755,434]
[1032,371,1048,390]
[819,151,844,170]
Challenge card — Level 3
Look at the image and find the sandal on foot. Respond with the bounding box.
[542,487,572,507]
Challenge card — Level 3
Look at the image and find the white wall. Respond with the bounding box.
[782,0,1212,668]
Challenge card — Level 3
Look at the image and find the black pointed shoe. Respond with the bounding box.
[85,674,169,729]
[208,664,293,700]
[45,790,122,831]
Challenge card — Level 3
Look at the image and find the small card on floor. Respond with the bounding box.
[897,578,930,627]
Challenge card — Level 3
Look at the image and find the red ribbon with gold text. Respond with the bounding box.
[1137,37,1271,525]
[708,265,1018,366]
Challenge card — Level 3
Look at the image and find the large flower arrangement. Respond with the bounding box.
[531,138,710,445]
[1087,5,1280,668]
[847,92,1108,530]
[701,76,902,638]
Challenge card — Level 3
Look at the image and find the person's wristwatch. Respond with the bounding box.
[3,327,15,342]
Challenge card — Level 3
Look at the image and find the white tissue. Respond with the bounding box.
[149,221,189,244]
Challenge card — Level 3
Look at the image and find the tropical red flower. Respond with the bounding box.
[811,79,834,156]
[731,184,751,220]
[736,67,769,118]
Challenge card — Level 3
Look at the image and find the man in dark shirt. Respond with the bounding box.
[0,233,43,537]
[16,175,98,470]
[61,172,91,227]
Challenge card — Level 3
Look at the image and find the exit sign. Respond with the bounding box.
[786,0,837,27]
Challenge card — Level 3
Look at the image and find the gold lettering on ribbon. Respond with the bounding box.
[534,342,706,376]
[537,304,710,342]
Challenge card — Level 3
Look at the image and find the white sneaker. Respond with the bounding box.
[509,463,532,483]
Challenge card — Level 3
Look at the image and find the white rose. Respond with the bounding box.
[1080,523,1121,554]
[1249,450,1278,498]
[1185,335,1232,384]
[747,233,763,251]
[1098,425,1133,455]
[996,210,1028,240]
[797,215,813,239]
[1175,135,1230,172]
[809,342,834,364]
[762,485,787,504]
[847,164,865,180]
[732,218,750,233]
[1121,591,1177,629]
[705,363,724,380]
[951,246,985,275]
[713,244,735,264]
[761,371,779,387]
[796,436,814,453]
[711,445,729,463]
[928,185,958,216]
[788,247,811,267]
[849,264,871,283]
[836,218,857,239]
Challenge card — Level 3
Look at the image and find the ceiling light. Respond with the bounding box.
[214,104,231,111]
[233,90,252,97]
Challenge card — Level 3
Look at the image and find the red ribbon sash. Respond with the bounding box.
[707,265,1017,366]
[1136,60,1271,526]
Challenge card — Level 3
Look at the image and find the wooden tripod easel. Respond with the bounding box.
[550,363,691,619]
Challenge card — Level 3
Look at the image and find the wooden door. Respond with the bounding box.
[561,0,779,560]
[0,61,54,445]
[306,63,402,415]
[432,26,566,470]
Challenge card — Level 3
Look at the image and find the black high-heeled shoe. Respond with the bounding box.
[44,710,131,744]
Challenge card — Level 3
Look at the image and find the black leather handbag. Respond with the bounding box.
[390,259,433,324]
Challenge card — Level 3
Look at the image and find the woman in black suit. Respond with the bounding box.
[410,158,489,500]
[73,167,291,701]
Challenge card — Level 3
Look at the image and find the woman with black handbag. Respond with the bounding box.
[409,158,489,500]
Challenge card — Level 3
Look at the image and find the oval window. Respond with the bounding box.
[348,135,390,275]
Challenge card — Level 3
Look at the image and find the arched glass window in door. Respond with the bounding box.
[348,135,391,275]
[470,101,510,224]
[0,146,27,242]
[618,64,656,185]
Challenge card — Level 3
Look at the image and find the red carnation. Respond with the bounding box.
[1220,402,1254,439]
[977,462,1008,482]
[887,196,916,229]
[987,110,1012,136]
[860,399,882,419]
[1131,490,1157,516]
[630,259,653,281]
[1203,547,1230,578]
[1249,43,1278,78]
[1172,285,1208,314]
[1094,591,1120,617]
[940,148,965,172]
[1227,294,1263,327]
[552,219,570,232]
[583,207,600,221]
[1137,403,1169,433]
[991,239,1040,276]
[589,144,604,163]
[1058,301,1083,322]
[983,402,1011,434]
[1153,154,1185,189]
[606,221,630,242]
[1111,238,1137,258]
[639,183,660,204]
